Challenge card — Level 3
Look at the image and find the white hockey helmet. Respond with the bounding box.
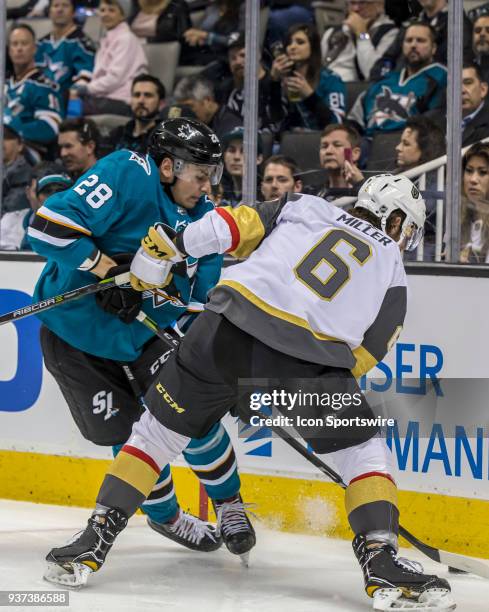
[355,174,426,251]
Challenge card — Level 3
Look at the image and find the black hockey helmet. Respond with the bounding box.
[148,118,223,184]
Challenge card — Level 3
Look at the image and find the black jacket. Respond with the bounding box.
[208,105,243,141]
[107,120,154,156]
[463,102,489,147]
[2,157,32,215]
[128,0,191,44]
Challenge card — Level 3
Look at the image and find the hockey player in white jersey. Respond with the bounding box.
[44,175,455,611]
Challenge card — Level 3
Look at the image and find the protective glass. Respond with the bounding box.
[173,158,223,186]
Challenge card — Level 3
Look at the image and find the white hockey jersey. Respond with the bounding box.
[181,193,407,375]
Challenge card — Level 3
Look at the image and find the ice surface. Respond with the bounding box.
[0,500,486,612]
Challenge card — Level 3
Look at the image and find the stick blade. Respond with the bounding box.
[438,551,489,579]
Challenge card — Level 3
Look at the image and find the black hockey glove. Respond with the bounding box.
[95,253,143,324]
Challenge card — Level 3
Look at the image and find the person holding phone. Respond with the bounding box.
[269,23,346,131]
[315,124,365,200]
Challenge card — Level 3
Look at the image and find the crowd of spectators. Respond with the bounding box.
[2,0,489,264]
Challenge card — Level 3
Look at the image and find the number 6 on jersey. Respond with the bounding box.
[294,229,372,301]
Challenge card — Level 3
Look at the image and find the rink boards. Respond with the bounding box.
[1,258,489,557]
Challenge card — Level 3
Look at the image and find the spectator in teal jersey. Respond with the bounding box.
[348,22,447,136]
[36,0,95,107]
[5,23,63,148]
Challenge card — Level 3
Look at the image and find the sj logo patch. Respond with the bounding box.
[92,390,119,421]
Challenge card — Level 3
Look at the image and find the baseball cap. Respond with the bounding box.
[222,127,263,154]
[36,173,72,197]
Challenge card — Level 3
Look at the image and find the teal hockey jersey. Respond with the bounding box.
[5,68,63,144]
[36,26,95,100]
[28,150,222,361]
[348,63,447,136]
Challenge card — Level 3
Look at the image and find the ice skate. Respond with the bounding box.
[353,534,456,611]
[44,507,127,588]
[147,509,222,552]
[212,494,256,566]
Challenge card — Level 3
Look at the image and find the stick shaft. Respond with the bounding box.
[0,272,130,326]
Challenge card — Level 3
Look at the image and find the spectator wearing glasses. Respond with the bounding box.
[321,0,398,82]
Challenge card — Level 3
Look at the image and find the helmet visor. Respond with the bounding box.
[173,159,223,186]
[403,222,424,251]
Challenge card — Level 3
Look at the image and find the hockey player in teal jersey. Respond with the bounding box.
[36,0,95,103]
[6,24,63,146]
[28,118,255,557]
[348,23,447,136]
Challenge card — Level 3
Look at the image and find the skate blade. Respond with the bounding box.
[373,588,456,611]
[239,552,250,568]
[43,561,93,589]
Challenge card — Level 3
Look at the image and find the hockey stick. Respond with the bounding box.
[136,314,489,579]
[0,272,131,326]
[255,419,489,579]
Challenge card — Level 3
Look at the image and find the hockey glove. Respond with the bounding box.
[95,254,143,324]
[141,223,187,263]
[129,250,174,291]
[130,224,186,291]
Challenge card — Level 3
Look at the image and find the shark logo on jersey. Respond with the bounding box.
[6,97,24,117]
[44,57,69,82]
[129,152,152,175]
[150,288,185,308]
[177,124,200,140]
[92,390,119,421]
[369,86,416,129]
